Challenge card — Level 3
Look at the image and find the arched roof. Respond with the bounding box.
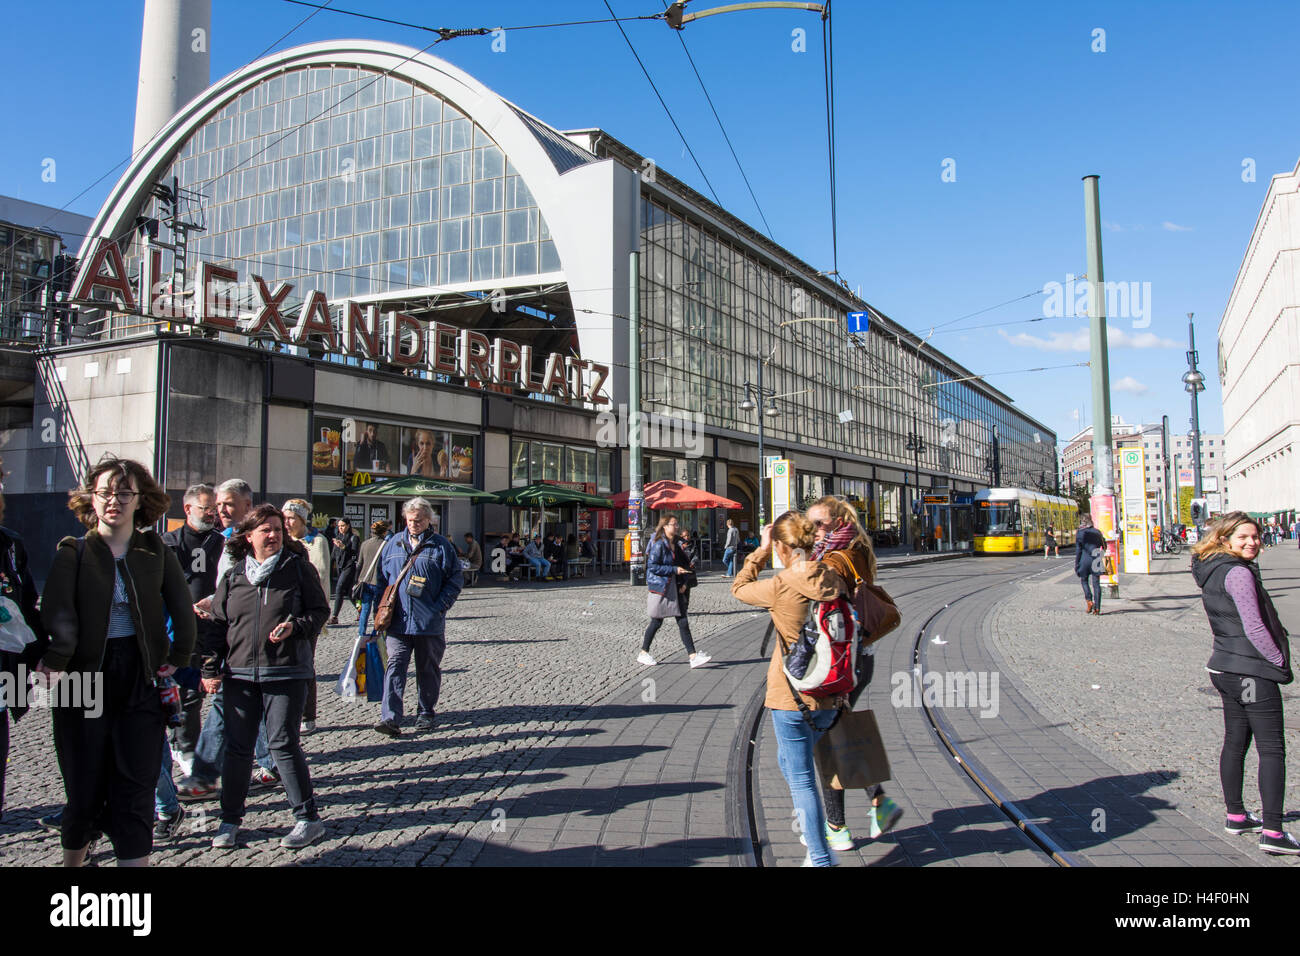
[76,39,627,370]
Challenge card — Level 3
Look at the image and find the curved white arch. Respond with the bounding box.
[79,39,634,379]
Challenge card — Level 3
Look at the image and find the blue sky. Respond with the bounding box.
[7,0,1298,446]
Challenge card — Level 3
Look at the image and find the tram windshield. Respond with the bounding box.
[975,500,1019,534]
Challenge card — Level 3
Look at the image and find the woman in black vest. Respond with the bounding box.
[1192,511,1295,854]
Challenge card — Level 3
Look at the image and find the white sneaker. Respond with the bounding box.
[301,720,317,735]
[800,848,838,867]
[175,753,194,779]
[637,651,657,666]
[280,819,326,849]
[689,652,711,668]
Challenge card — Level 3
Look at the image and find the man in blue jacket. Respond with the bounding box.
[374,497,463,737]
[1075,514,1107,615]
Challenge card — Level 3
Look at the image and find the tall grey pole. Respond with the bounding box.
[1188,318,1204,500]
[628,251,643,585]
[756,358,766,527]
[1162,414,1173,529]
[1084,175,1118,592]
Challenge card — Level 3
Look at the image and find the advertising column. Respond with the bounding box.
[1119,447,1150,574]
[771,459,792,568]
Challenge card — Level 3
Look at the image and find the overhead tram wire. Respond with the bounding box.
[669,23,775,240]
[821,0,838,279]
[601,0,722,206]
[280,0,665,35]
[0,0,339,264]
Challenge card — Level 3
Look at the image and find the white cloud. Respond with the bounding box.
[1113,375,1149,395]
[998,327,1179,351]
[1162,221,1193,232]
[1103,220,1125,232]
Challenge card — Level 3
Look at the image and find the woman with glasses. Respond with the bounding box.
[804,496,902,851]
[39,456,196,866]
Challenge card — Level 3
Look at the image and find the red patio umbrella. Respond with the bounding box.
[609,479,742,511]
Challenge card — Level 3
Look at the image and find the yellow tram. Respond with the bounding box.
[973,487,1078,554]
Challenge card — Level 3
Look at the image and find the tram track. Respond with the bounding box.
[736,556,1081,867]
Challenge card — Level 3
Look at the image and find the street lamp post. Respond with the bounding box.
[740,366,780,527]
[1182,313,1206,533]
[906,411,926,551]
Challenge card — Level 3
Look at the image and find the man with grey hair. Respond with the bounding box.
[373,497,463,737]
[159,483,223,773]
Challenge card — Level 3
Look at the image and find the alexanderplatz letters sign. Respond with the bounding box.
[71,238,612,406]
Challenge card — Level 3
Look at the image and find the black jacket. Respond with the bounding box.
[1074,527,1106,578]
[332,532,360,576]
[204,541,329,682]
[41,529,196,680]
[1194,552,1292,684]
[160,524,225,656]
[0,527,49,722]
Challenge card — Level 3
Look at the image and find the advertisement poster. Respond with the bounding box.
[347,420,402,475]
[312,417,344,476]
[398,428,476,482]
[1090,493,1120,588]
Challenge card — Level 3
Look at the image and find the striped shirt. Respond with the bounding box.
[105,561,135,639]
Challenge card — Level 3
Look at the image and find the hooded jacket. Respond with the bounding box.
[1193,552,1292,684]
[202,539,329,682]
[732,550,848,711]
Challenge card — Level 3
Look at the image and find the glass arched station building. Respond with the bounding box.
[2,39,1057,574]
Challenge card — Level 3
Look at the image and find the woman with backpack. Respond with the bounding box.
[202,503,330,850]
[732,511,849,866]
[39,456,196,866]
[805,496,902,850]
[1192,511,1296,854]
[638,515,710,668]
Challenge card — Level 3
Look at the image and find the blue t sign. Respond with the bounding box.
[847,311,869,334]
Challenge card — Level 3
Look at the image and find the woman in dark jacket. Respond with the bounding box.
[203,503,329,851]
[637,515,709,668]
[1191,511,1295,855]
[327,518,360,626]
[39,456,195,866]
[0,493,50,824]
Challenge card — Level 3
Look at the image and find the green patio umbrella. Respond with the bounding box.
[351,475,500,503]
[491,482,614,509]
[489,482,615,538]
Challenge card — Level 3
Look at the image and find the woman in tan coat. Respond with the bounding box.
[732,511,847,866]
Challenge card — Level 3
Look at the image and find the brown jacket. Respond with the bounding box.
[732,549,848,711]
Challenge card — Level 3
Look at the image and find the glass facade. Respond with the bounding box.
[0,224,58,342]
[511,439,613,493]
[639,196,1057,489]
[133,67,557,311]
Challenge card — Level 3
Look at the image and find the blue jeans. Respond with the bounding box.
[723,547,737,576]
[192,685,273,783]
[381,632,447,725]
[526,555,550,577]
[155,734,179,816]
[358,583,381,636]
[770,708,840,866]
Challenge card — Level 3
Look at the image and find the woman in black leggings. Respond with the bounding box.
[1192,511,1295,854]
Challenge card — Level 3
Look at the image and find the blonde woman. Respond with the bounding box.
[732,511,848,866]
[1192,511,1296,854]
[282,499,330,733]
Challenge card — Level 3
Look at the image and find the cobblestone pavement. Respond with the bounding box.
[0,565,785,866]
[991,547,1300,867]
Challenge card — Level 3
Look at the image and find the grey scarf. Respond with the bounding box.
[245,549,282,586]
